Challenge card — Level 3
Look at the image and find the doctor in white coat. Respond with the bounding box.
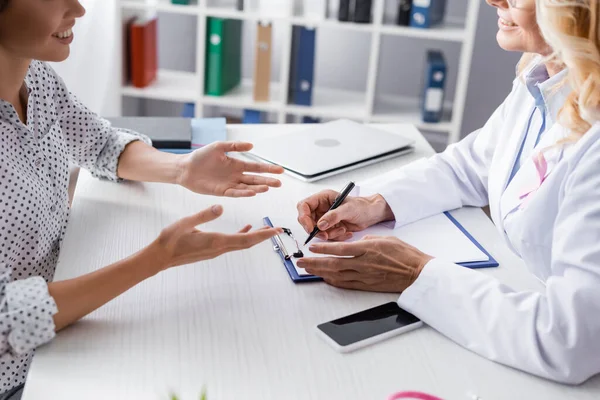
[297,0,600,385]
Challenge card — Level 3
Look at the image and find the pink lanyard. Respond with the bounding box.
[518,151,548,209]
[388,392,444,400]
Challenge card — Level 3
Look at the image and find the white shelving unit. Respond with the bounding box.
[117,0,480,144]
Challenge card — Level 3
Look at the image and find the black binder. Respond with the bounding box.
[397,0,412,26]
[353,0,372,23]
[338,0,350,21]
[338,0,372,23]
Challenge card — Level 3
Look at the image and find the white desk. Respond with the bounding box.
[23,125,600,400]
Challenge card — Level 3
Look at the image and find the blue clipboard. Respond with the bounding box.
[158,148,194,154]
[263,212,498,283]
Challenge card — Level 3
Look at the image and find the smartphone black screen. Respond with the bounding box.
[317,302,420,347]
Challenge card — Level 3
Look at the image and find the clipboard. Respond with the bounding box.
[263,212,498,284]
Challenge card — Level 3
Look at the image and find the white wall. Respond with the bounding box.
[50,0,119,116]
[462,2,521,135]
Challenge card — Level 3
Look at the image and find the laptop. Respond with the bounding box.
[106,117,192,149]
[246,119,416,182]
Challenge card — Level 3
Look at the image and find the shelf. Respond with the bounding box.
[290,17,374,33]
[119,2,466,42]
[121,70,199,103]
[371,94,454,133]
[202,79,282,112]
[204,7,295,21]
[203,7,250,20]
[379,19,467,42]
[285,87,368,120]
[121,0,200,15]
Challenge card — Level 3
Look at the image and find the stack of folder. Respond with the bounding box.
[409,0,447,28]
[205,17,243,96]
[421,50,447,123]
[253,22,273,102]
[127,16,158,88]
[288,26,317,107]
[338,0,373,23]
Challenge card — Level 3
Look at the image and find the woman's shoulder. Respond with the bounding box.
[26,60,62,89]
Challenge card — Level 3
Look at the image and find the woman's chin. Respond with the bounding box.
[40,47,71,63]
[496,32,526,53]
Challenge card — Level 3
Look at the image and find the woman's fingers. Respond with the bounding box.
[232,158,284,175]
[226,227,283,250]
[239,184,270,193]
[215,141,254,153]
[238,224,252,234]
[223,183,272,198]
[241,174,282,188]
[182,205,223,229]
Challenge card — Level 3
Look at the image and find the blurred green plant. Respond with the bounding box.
[169,387,207,400]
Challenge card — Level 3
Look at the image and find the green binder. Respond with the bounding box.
[205,18,242,96]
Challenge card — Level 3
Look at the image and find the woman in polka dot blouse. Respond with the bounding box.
[0,1,285,397]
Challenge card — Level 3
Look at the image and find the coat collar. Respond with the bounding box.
[524,64,570,125]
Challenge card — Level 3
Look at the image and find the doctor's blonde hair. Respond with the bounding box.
[519,0,600,140]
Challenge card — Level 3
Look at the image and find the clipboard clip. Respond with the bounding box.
[272,228,304,260]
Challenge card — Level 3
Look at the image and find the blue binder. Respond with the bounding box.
[182,102,195,118]
[243,109,264,124]
[421,50,446,123]
[264,212,498,283]
[302,116,321,123]
[410,0,446,29]
[288,26,316,106]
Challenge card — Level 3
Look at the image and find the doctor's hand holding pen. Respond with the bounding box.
[296,189,433,293]
[296,189,395,241]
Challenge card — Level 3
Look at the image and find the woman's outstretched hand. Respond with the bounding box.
[153,205,282,269]
[177,142,284,198]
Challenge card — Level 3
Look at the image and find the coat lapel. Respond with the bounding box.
[499,124,567,220]
[488,96,534,228]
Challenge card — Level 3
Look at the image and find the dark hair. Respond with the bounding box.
[0,0,8,12]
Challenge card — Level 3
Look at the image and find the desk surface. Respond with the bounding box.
[24,125,600,400]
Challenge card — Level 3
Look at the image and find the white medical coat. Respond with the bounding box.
[360,62,600,384]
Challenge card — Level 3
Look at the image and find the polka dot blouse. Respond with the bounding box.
[0,60,150,393]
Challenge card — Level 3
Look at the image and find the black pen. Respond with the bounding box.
[304,181,356,246]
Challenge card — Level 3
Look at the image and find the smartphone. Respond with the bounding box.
[316,302,422,353]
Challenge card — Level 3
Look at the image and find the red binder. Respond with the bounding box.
[129,17,158,88]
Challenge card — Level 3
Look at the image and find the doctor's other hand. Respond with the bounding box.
[150,205,283,270]
[296,236,433,292]
[177,141,284,198]
[297,190,395,241]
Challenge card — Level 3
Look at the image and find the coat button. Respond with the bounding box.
[50,204,56,213]
[34,158,43,167]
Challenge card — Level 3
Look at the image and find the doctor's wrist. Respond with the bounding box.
[368,194,395,225]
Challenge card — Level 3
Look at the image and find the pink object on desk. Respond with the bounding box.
[388,391,444,400]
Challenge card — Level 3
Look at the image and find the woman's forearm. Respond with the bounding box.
[48,242,166,332]
[116,141,184,184]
